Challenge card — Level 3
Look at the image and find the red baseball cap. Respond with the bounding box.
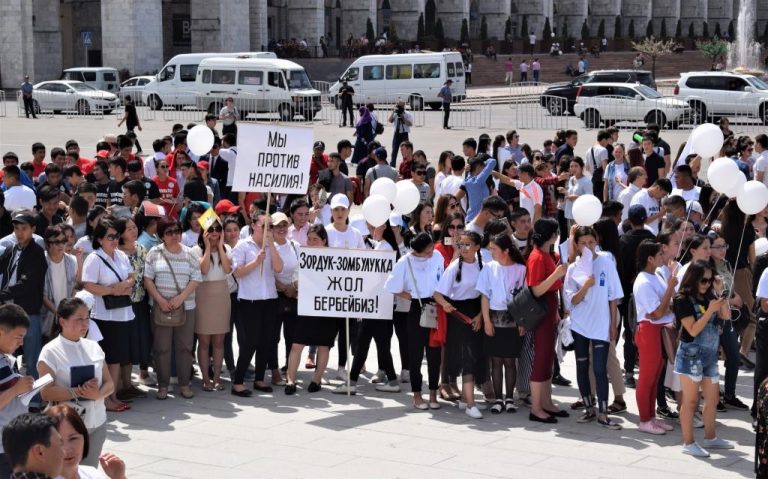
[197,160,209,170]
[215,199,240,215]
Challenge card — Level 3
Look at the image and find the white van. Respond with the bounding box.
[60,67,120,93]
[328,52,466,110]
[142,52,277,110]
[195,57,322,121]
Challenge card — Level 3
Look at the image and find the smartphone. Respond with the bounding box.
[721,289,731,300]
[443,237,453,246]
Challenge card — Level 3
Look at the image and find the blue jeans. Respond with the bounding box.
[573,331,610,413]
[720,321,741,398]
[674,320,721,382]
[22,314,42,407]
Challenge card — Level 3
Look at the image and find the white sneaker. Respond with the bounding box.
[138,372,157,386]
[400,369,410,383]
[682,442,710,457]
[701,437,734,449]
[458,401,488,411]
[332,383,357,395]
[336,368,348,381]
[375,382,401,393]
[370,369,386,383]
[693,413,704,429]
[465,406,483,419]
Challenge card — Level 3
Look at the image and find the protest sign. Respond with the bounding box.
[298,247,396,320]
[233,124,312,194]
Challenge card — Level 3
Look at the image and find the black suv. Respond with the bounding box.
[540,70,656,116]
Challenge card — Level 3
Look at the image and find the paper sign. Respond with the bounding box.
[233,124,313,194]
[572,246,594,284]
[18,374,53,406]
[198,208,220,231]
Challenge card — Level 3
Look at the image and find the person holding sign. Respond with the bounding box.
[37,297,114,466]
[231,210,284,397]
[270,212,300,385]
[385,232,445,410]
[285,225,338,395]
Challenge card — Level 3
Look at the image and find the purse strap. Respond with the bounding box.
[405,257,423,308]
[159,248,182,294]
[97,254,123,282]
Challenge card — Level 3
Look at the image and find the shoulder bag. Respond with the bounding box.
[96,256,132,310]
[406,257,438,329]
[506,269,548,330]
[151,249,186,327]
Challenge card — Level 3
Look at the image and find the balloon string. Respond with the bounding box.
[675,203,694,260]
[725,218,748,333]
[678,192,724,261]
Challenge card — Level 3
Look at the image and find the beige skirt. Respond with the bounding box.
[194,280,231,335]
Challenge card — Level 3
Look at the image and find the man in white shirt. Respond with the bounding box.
[753,134,768,187]
[220,133,238,200]
[388,100,414,167]
[145,137,171,179]
[2,166,36,212]
[617,167,647,220]
[518,163,543,221]
[436,155,465,198]
[670,164,701,201]
[584,130,610,179]
[630,178,672,235]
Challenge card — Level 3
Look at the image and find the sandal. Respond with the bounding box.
[598,416,622,430]
[607,400,627,414]
[106,402,131,412]
[438,385,453,401]
[202,382,214,392]
[305,356,316,369]
[505,399,518,413]
[490,400,504,414]
[214,383,225,391]
[449,384,461,401]
[180,387,195,399]
[156,388,168,400]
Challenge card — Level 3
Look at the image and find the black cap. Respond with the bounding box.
[313,141,325,151]
[11,212,35,226]
[375,147,387,160]
[628,204,648,224]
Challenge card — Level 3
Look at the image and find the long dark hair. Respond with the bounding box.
[455,231,483,283]
[492,233,526,265]
[439,213,465,241]
[680,234,709,264]
[636,239,661,272]
[377,221,401,261]
[197,219,223,265]
[676,260,716,300]
[481,218,510,248]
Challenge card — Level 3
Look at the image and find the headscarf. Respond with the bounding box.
[356,106,372,127]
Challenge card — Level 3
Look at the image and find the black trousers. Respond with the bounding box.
[222,123,237,137]
[617,299,637,375]
[23,96,36,118]
[390,131,409,167]
[442,102,451,128]
[755,316,768,409]
[341,101,354,126]
[407,299,441,393]
[126,127,142,152]
[233,299,277,385]
[393,310,409,369]
[336,317,359,367]
[268,294,297,369]
[349,319,397,382]
[223,292,239,371]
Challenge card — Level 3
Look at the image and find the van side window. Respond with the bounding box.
[103,72,117,82]
[343,67,359,82]
[447,62,455,77]
[363,66,383,80]
[239,70,263,86]
[83,72,96,82]
[386,64,412,80]
[202,70,211,84]
[212,70,236,84]
[159,65,175,82]
[180,65,198,82]
[415,63,440,79]
[454,62,464,76]
[268,71,286,89]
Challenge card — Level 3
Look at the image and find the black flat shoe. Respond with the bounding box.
[253,384,274,393]
[529,413,558,424]
[552,373,572,387]
[544,409,570,418]
[307,382,321,393]
[285,384,297,395]
[231,388,252,398]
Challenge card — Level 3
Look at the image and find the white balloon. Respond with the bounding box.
[572,194,602,227]
[736,180,768,215]
[755,238,768,257]
[349,214,368,235]
[724,171,747,198]
[361,194,391,227]
[690,123,724,158]
[393,181,421,215]
[707,158,740,194]
[187,125,215,156]
[370,177,397,204]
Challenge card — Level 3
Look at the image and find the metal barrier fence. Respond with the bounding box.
[318,93,426,128]
[508,81,550,102]
[510,95,571,130]
[448,96,493,129]
[16,91,53,118]
[656,79,678,97]
[312,81,331,96]
[0,91,5,117]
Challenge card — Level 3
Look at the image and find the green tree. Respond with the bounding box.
[520,15,529,40]
[417,13,425,44]
[702,21,709,38]
[366,18,375,44]
[632,36,674,79]
[504,16,512,42]
[728,20,735,40]
[628,19,635,39]
[389,22,398,42]
[480,15,488,44]
[696,39,728,63]
[675,20,682,39]
[542,17,551,41]
[435,18,445,47]
[660,19,667,39]
[460,18,469,44]
[581,19,590,39]
[598,19,605,39]
[714,22,721,38]
[614,16,622,38]
[688,22,695,39]
[646,20,654,38]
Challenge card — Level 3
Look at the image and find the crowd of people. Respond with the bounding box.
[0,115,766,478]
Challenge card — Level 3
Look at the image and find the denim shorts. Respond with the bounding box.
[674,340,719,383]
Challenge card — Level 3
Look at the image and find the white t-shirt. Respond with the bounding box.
[191,245,232,282]
[220,147,237,187]
[670,187,700,202]
[38,336,107,430]
[82,249,135,322]
[584,145,608,177]
[49,257,69,308]
[0,353,28,453]
[617,183,641,220]
[630,188,660,235]
[438,174,463,197]
[4,185,37,211]
[475,261,527,311]
[231,237,278,301]
[519,180,543,219]
[633,271,674,325]
[273,240,300,285]
[181,229,199,248]
[465,221,483,236]
[312,205,332,226]
[74,236,94,256]
[757,267,768,298]
[564,251,623,341]
[565,175,593,219]
[55,465,106,479]
[325,224,366,249]
[384,251,445,299]
[436,258,481,301]
[754,151,768,188]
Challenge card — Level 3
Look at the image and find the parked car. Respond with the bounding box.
[119,76,154,104]
[31,80,120,115]
[60,67,120,93]
[674,71,768,124]
[573,83,690,129]
[540,69,656,116]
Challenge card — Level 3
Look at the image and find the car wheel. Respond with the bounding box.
[409,95,424,111]
[547,98,565,116]
[278,103,294,121]
[148,95,163,111]
[76,100,90,115]
[688,101,706,125]
[645,111,666,128]
[301,109,316,121]
[102,110,112,115]
[428,102,442,111]
[583,109,601,128]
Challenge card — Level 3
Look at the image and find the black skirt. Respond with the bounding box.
[93,318,133,365]
[292,315,337,348]
[446,298,486,383]
[484,310,522,358]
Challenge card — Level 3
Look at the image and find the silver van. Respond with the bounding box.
[60,67,120,93]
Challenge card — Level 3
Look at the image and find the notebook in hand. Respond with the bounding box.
[70,365,96,388]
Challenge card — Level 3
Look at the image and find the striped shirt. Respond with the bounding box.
[144,244,202,310]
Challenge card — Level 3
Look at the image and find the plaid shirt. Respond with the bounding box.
[534,175,560,217]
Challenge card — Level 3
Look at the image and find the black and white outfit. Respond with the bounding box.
[272,239,300,368]
[389,110,414,167]
[476,261,526,358]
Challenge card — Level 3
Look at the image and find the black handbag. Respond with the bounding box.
[97,255,132,310]
[506,268,548,330]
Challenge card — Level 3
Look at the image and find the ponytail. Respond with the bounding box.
[477,249,483,271]
[456,256,464,283]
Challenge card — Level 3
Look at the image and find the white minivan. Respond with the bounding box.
[60,67,120,93]
[195,57,322,121]
[328,52,466,110]
[142,52,277,110]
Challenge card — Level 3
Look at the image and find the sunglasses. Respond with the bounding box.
[158,165,168,170]
[447,224,465,230]
[699,276,714,285]
[104,234,119,241]
[415,170,426,176]
[164,228,182,236]
[207,225,223,233]
[456,243,474,250]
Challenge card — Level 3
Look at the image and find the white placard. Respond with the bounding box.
[233,123,312,194]
[298,247,396,320]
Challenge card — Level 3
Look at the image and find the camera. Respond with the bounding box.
[396,105,405,115]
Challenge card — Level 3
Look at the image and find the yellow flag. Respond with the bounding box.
[198,208,220,232]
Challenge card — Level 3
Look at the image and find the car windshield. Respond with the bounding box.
[637,85,662,99]
[286,70,312,90]
[69,83,97,91]
[747,76,768,90]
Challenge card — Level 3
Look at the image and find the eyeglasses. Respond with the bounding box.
[158,165,168,170]
[456,243,473,250]
[711,244,729,250]
[164,228,182,236]
[447,224,464,230]
[490,210,505,219]
[105,234,119,241]
[699,276,714,285]
[207,225,223,233]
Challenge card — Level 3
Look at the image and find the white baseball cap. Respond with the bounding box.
[686,200,703,216]
[389,212,406,228]
[329,194,350,210]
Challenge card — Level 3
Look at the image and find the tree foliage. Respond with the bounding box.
[688,22,695,39]
[696,39,728,62]
[728,20,735,40]
[702,21,709,38]
[714,22,722,39]
[598,19,605,39]
[542,17,551,40]
[435,18,445,44]
[366,18,375,44]
[660,19,667,39]
[646,20,654,38]
[632,36,674,79]
[417,13,425,43]
[480,15,488,43]
[504,16,512,41]
[628,19,635,39]
[581,19,590,39]
[520,15,529,40]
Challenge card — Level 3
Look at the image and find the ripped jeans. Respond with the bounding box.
[573,331,610,414]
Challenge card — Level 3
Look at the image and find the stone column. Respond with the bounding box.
[437,0,470,42]
[621,0,651,37]
[287,0,324,45]
[707,0,734,36]
[0,0,34,89]
[32,0,62,82]
[521,0,555,40]
[339,0,376,44]
[588,0,621,38]
[387,0,425,41]
[680,0,708,37]
[190,0,250,53]
[250,0,269,52]
[554,0,588,42]
[477,0,509,41]
[102,0,163,75]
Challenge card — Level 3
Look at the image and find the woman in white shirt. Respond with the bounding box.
[46,403,126,479]
[564,226,623,430]
[325,194,365,248]
[180,202,205,248]
[632,240,679,435]
[38,297,114,467]
[270,212,300,386]
[433,231,485,418]
[192,218,232,392]
[73,206,107,256]
[384,232,445,410]
[476,233,527,414]
[560,157,593,225]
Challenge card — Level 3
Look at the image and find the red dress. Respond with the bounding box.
[431,242,456,347]
[526,247,562,382]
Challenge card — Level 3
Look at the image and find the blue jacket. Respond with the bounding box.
[462,158,497,222]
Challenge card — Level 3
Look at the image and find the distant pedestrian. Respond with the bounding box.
[20,75,36,119]
[529,31,537,55]
[519,60,529,82]
[505,57,514,84]
[438,79,453,130]
[338,80,355,127]
[465,62,472,86]
[118,95,142,154]
[219,97,238,137]
[578,57,587,75]
[601,37,608,52]
[532,58,541,84]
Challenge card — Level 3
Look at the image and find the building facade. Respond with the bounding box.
[0,0,765,88]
